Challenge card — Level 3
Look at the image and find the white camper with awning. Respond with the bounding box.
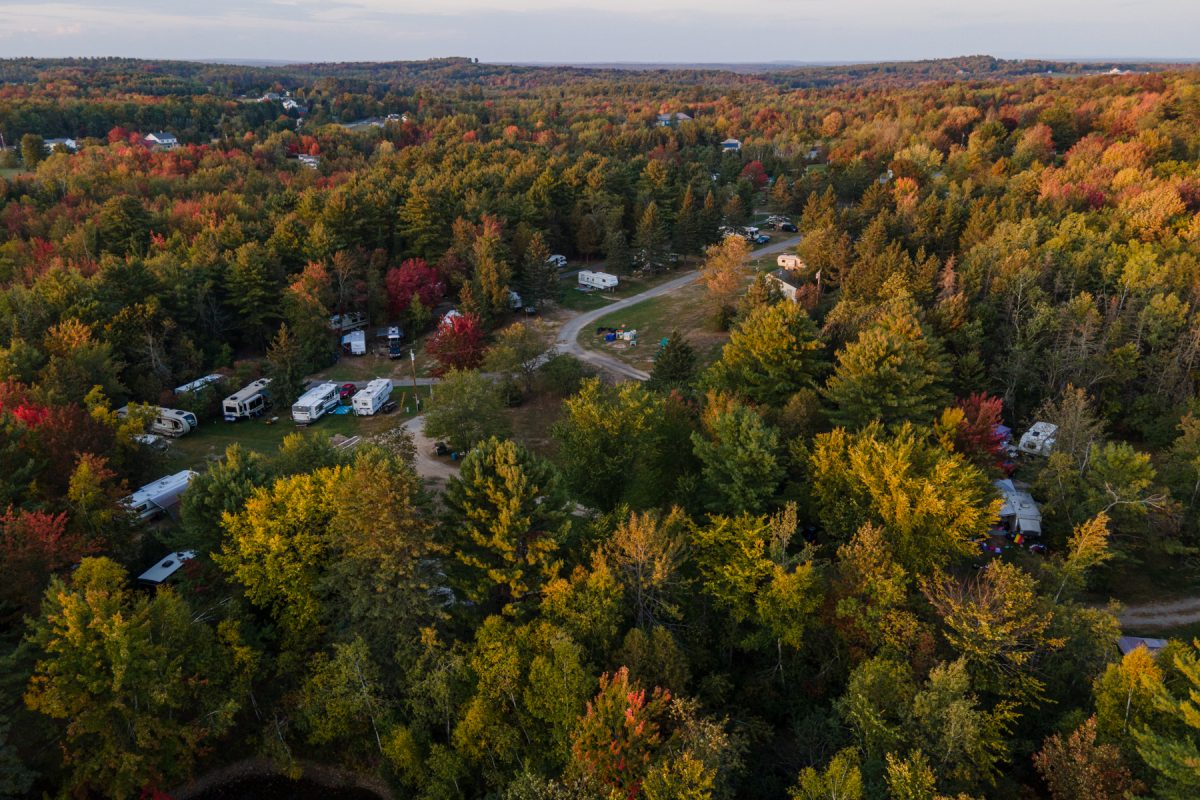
[352,379,392,416]
[994,479,1042,537]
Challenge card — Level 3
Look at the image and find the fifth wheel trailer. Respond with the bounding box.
[123,470,197,520]
[117,405,199,438]
[352,378,393,416]
[222,378,271,421]
[292,382,340,425]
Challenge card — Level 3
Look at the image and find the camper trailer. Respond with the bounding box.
[329,311,368,333]
[123,470,197,520]
[222,378,271,422]
[387,327,404,359]
[174,374,223,395]
[352,378,393,416]
[994,479,1042,537]
[119,405,199,438]
[579,270,619,291]
[777,254,804,269]
[343,329,366,355]
[1018,422,1059,457]
[137,551,196,585]
[292,382,340,425]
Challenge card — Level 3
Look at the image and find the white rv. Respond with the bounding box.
[579,270,619,291]
[123,470,197,520]
[292,382,340,425]
[994,479,1042,537]
[222,378,271,422]
[508,289,523,310]
[137,551,196,585]
[352,378,393,416]
[329,311,368,333]
[1018,422,1059,457]
[546,254,568,269]
[174,374,223,395]
[119,405,199,438]
[343,329,366,355]
[777,254,804,269]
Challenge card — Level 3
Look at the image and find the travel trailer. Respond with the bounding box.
[118,405,199,438]
[222,378,272,422]
[329,311,368,333]
[137,551,196,585]
[777,254,804,269]
[343,329,366,355]
[123,470,197,520]
[352,378,393,416]
[578,270,619,291]
[291,382,340,425]
[1018,422,1059,457]
[174,373,223,394]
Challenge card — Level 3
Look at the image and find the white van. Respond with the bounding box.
[292,382,340,425]
[352,379,393,416]
[222,378,271,422]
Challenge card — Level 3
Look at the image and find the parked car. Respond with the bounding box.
[780,222,798,232]
[339,382,357,403]
[381,399,398,414]
[434,441,450,456]
[753,234,770,245]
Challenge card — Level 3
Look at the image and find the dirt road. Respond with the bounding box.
[1118,597,1200,631]
[401,415,458,485]
[555,235,803,381]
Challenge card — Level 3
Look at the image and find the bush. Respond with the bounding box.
[539,354,592,396]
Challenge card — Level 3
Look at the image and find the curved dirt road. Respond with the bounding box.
[556,235,803,381]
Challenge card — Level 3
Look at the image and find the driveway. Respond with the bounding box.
[555,235,802,381]
[401,415,458,484]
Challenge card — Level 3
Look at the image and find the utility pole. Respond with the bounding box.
[410,348,419,411]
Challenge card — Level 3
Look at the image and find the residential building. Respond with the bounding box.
[143,131,179,150]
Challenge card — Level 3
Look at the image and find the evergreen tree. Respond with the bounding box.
[634,201,670,273]
[443,437,570,610]
[707,301,824,407]
[824,295,949,429]
[647,330,698,395]
[266,323,306,411]
[226,242,277,348]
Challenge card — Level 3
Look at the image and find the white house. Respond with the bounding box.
[297,154,320,170]
[767,268,805,303]
[143,131,179,150]
[656,112,692,127]
[721,138,742,153]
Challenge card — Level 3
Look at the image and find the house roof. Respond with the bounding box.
[769,268,804,290]
[1117,636,1168,656]
[146,131,177,140]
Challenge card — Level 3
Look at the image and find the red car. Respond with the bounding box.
[339,382,357,403]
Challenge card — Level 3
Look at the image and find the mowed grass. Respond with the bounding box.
[582,278,728,372]
[162,392,424,472]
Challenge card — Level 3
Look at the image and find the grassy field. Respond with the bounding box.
[161,391,427,472]
[581,278,728,372]
[0,167,29,179]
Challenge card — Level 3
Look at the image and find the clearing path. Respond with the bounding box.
[1118,597,1200,631]
[402,415,458,484]
[556,235,802,381]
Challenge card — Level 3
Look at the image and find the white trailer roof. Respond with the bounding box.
[224,378,271,405]
[138,551,196,584]
[295,382,338,406]
[126,470,197,507]
[175,374,223,394]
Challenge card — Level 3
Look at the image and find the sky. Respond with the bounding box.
[0,0,1197,64]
